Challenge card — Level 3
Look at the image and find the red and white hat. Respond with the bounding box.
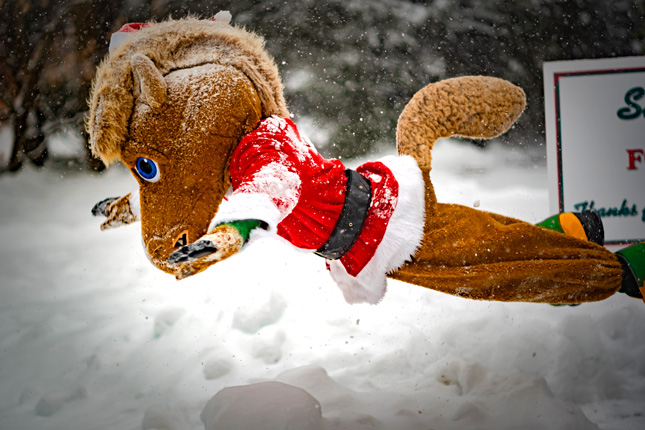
[108,11,232,54]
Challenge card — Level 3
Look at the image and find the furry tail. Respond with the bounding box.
[396,76,526,169]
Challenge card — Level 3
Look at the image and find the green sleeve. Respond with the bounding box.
[220,219,263,243]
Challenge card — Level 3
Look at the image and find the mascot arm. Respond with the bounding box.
[91,192,140,230]
[168,221,265,280]
[167,158,297,281]
[169,118,315,281]
[213,130,303,233]
[168,137,304,280]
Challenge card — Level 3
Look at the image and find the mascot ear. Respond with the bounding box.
[131,53,167,109]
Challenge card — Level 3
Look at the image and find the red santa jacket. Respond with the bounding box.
[211,116,425,304]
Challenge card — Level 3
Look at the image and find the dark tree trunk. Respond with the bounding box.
[8,112,26,172]
[24,108,48,167]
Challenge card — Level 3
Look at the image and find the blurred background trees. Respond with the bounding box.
[0,0,643,173]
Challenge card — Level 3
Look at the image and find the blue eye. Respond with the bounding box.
[135,157,160,182]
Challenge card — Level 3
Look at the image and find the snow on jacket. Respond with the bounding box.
[211,116,425,304]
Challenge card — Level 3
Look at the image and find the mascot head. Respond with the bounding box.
[87,16,289,273]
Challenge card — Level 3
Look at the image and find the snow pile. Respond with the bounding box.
[0,139,644,430]
[201,380,322,430]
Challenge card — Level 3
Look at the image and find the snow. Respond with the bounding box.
[201,381,322,430]
[1,138,644,430]
[246,162,302,215]
[47,129,87,160]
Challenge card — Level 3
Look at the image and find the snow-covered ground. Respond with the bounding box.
[1,139,643,430]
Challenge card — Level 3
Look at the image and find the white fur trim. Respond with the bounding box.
[328,155,425,304]
[109,32,132,55]
[128,190,141,217]
[210,193,282,233]
[213,11,232,24]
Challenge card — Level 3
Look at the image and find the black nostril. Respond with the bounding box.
[174,232,188,248]
[169,240,218,265]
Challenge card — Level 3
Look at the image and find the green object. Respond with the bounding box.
[222,219,262,244]
[616,242,645,288]
[536,214,564,233]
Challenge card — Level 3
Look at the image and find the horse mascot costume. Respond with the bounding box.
[88,15,644,305]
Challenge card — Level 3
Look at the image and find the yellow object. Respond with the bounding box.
[559,212,588,241]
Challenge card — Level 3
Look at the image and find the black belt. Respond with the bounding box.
[315,169,372,260]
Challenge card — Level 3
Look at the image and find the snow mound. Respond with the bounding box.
[142,404,189,430]
[201,363,597,430]
[201,381,322,430]
[432,358,597,430]
[202,354,234,380]
[273,364,597,430]
[232,291,287,334]
[35,386,86,417]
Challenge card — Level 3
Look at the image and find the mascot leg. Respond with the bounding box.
[390,176,623,304]
[537,212,644,301]
[392,76,636,304]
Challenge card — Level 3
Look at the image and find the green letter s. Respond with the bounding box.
[617,87,644,120]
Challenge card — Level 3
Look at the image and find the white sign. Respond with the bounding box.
[544,57,645,246]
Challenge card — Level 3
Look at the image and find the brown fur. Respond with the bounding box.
[390,203,622,303]
[100,193,138,230]
[124,62,262,273]
[87,17,288,165]
[131,53,167,109]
